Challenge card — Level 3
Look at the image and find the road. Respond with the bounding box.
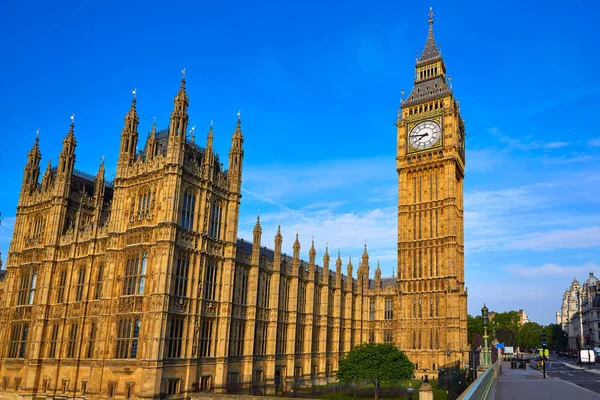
[546,358,600,395]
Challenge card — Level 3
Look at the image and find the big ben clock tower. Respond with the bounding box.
[396,8,468,377]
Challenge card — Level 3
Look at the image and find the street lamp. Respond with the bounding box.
[481,304,491,367]
[407,382,414,400]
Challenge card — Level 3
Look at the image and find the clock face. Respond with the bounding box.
[409,121,441,150]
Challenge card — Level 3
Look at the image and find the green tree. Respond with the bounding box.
[518,322,543,350]
[337,343,414,400]
[545,323,567,350]
[490,311,521,347]
[467,315,484,349]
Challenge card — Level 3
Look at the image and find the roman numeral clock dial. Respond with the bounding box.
[409,120,441,150]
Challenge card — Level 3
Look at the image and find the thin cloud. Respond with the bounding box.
[588,138,600,147]
[503,262,600,278]
[508,226,600,251]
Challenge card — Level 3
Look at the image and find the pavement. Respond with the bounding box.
[493,360,600,399]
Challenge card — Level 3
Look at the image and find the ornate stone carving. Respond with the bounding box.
[202,301,217,316]
[169,297,189,314]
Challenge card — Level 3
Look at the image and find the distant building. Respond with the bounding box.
[557,273,600,350]
[518,309,529,325]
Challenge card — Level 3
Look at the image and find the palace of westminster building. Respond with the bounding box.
[0,10,468,399]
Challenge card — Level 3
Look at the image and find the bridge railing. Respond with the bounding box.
[457,360,502,400]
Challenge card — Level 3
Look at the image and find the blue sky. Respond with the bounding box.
[0,0,599,324]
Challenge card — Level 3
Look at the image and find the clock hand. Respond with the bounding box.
[410,133,428,139]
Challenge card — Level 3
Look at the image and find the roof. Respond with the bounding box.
[417,17,441,66]
[403,76,452,108]
[584,272,599,287]
[236,238,396,288]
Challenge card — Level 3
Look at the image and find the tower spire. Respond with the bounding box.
[419,7,441,63]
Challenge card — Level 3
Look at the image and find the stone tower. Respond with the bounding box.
[395,8,468,375]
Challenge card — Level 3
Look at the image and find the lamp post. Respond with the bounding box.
[407,382,414,400]
[481,304,491,367]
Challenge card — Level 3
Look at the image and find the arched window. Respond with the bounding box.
[28,271,37,305]
[138,187,152,215]
[172,255,189,297]
[209,201,223,239]
[17,270,37,306]
[116,318,141,359]
[180,189,196,230]
[123,251,148,295]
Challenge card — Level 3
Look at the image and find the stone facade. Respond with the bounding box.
[0,10,468,400]
[557,274,600,350]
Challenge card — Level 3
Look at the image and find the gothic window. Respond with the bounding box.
[87,322,97,358]
[66,323,79,358]
[369,299,376,321]
[384,331,393,343]
[276,323,287,354]
[203,261,218,301]
[47,324,59,358]
[312,326,319,353]
[75,267,86,301]
[56,270,67,303]
[199,319,214,357]
[115,318,141,359]
[165,317,184,359]
[8,323,29,358]
[280,278,290,311]
[17,270,36,306]
[28,270,37,305]
[208,201,223,239]
[298,283,307,314]
[430,296,433,317]
[436,294,439,317]
[254,322,268,355]
[95,265,104,300]
[419,297,422,317]
[295,326,305,354]
[368,331,375,343]
[33,215,45,237]
[229,319,245,356]
[172,256,190,297]
[180,189,196,230]
[137,187,152,215]
[385,297,394,320]
[123,251,148,296]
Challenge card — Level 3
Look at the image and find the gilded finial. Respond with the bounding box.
[210,120,214,127]
[70,114,75,125]
[429,6,434,25]
[237,110,241,120]
[181,68,186,80]
[36,128,40,138]
[132,88,137,99]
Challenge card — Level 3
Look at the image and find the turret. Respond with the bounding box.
[322,244,330,285]
[336,250,342,287]
[54,118,77,197]
[251,215,262,266]
[228,113,244,193]
[308,236,316,276]
[146,119,157,160]
[292,231,300,274]
[360,243,370,289]
[22,134,42,193]
[118,94,139,169]
[203,124,215,181]
[93,158,106,224]
[375,261,382,289]
[274,223,282,272]
[346,256,353,291]
[41,159,52,191]
[169,76,189,140]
